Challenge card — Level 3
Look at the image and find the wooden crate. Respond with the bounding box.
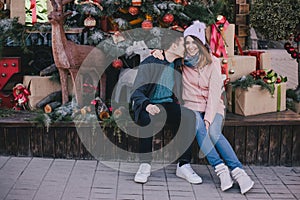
[236,4,250,14]
[235,36,247,50]
[236,25,249,37]
[236,0,247,4]
[235,14,249,25]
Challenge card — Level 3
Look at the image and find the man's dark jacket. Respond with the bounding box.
[130,55,183,123]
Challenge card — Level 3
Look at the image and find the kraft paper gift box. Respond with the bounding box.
[23,76,73,109]
[243,50,271,70]
[219,55,256,82]
[10,0,52,25]
[206,24,235,57]
[227,82,286,116]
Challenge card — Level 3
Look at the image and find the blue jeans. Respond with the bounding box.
[195,112,243,170]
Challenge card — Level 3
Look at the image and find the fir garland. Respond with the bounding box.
[231,75,274,95]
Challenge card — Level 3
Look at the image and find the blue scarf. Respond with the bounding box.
[184,53,200,68]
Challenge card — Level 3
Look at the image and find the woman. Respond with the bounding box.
[153,21,254,194]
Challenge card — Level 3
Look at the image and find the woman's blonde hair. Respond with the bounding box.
[184,36,212,68]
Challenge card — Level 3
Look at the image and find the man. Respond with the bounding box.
[130,30,202,184]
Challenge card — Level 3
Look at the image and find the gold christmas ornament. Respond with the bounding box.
[222,59,228,64]
[145,14,153,21]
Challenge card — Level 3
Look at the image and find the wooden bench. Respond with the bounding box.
[0,110,299,166]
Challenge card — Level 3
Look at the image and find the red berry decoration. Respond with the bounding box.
[112,59,123,69]
[276,77,281,83]
[287,46,295,53]
[291,52,298,59]
[162,13,174,24]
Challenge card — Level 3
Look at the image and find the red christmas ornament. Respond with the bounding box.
[182,0,189,6]
[291,52,298,59]
[174,0,182,3]
[142,20,153,30]
[128,6,139,15]
[162,13,174,24]
[112,59,123,69]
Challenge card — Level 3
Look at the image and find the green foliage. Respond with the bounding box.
[231,75,275,94]
[250,0,300,40]
[0,17,27,57]
[287,88,300,102]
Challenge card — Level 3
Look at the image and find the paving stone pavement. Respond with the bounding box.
[265,49,298,90]
[0,156,299,200]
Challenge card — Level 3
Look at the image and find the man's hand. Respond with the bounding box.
[204,120,210,130]
[151,49,164,60]
[146,104,160,115]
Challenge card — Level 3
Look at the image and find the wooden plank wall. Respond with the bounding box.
[0,123,299,166]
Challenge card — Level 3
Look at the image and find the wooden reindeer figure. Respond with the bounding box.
[48,0,106,106]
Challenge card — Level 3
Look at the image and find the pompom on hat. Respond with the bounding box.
[183,20,206,45]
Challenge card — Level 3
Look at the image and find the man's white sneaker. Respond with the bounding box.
[134,163,151,184]
[176,163,202,184]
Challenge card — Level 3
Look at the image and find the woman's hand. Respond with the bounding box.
[151,49,164,60]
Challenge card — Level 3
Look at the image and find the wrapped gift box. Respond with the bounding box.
[23,76,73,109]
[219,55,256,82]
[227,82,286,116]
[206,24,235,57]
[243,50,271,70]
[10,0,52,25]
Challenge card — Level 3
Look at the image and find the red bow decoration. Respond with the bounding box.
[210,15,230,85]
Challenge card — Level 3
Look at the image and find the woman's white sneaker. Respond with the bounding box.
[231,167,254,194]
[215,163,233,191]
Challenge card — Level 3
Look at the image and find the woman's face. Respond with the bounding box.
[185,36,200,56]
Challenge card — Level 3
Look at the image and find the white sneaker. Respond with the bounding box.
[215,163,233,191]
[176,163,202,184]
[231,167,254,194]
[134,163,151,184]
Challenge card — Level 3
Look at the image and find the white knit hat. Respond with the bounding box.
[183,20,206,45]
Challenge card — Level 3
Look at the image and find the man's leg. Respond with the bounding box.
[164,103,202,184]
[134,110,153,183]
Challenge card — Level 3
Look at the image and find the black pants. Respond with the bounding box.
[137,102,196,164]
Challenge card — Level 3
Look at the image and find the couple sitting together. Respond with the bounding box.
[130,21,254,194]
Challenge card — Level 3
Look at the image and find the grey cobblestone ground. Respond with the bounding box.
[0,156,299,200]
[266,49,298,90]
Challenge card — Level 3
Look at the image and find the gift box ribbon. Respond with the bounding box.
[25,0,48,26]
[277,84,281,112]
[210,16,229,81]
[30,0,37,24]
